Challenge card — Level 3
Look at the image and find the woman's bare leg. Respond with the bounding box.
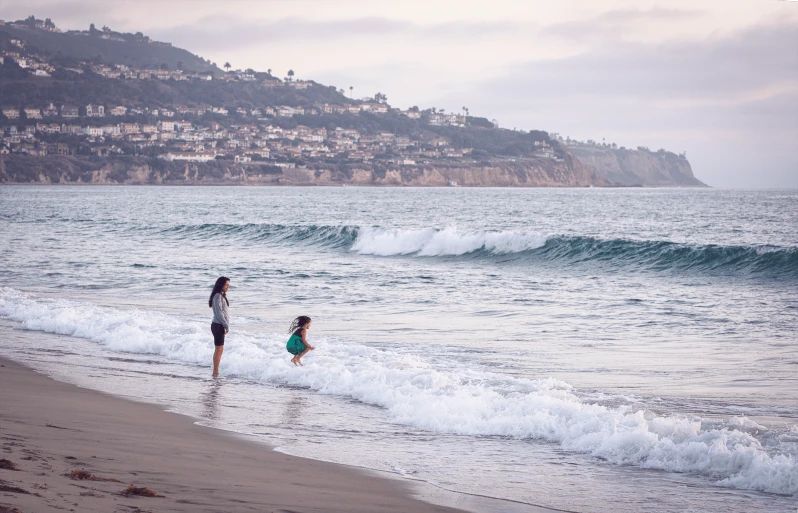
[213,346,224,377]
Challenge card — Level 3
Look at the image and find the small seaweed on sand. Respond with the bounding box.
[0,458,20,471]
[0,506,22,513]
[121,484,158,497]
[0,480,30,494]
[68,468,121,482]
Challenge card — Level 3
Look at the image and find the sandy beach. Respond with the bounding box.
[0,356,466,513]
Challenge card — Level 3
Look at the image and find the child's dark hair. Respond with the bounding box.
[289,316,312,333]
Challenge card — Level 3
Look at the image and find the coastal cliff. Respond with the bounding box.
[569,146,706,187]
[0,152,606,187]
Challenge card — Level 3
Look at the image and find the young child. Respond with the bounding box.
[286,316,314,366]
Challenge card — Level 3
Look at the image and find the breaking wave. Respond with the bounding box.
[159,223,798,278]
[1,288,796,496]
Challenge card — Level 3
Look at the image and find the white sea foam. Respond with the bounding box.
[1,287,796,496]
[350,227,549,256]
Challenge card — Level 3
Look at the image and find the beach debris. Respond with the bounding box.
[0,506,22,513]
[0,458,20,471]
[45,423,69,430]
[65,456,77,460]
[80,491,106,498]
[0,480,30,494]
[68,468,121,482]
[121,484,158,497]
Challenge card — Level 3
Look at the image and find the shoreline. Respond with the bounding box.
[0,356,473,513]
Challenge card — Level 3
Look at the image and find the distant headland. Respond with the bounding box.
[0,16,706,187]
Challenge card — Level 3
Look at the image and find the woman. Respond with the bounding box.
[209,276,230,377]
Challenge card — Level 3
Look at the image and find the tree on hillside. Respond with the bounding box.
[374,92,387,104]
[349,86,353,98]
[89,23,99,36]
[176,60,183,70]
[246,68,255,75]
[287,69,295,81]
[267,68,272,75]
[224,62,231,72]
[44,18,55,30]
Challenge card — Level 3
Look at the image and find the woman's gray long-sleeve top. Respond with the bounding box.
[211,293,229,330]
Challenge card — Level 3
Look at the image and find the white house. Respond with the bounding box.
[101,125,121,137]
[119,123,140,134]
[161,151,216,162]
[43,103,59,116]
[86,104,105,117]
[61,105,79,118]
[109,106,127,116]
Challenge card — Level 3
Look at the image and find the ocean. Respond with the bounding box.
[0,186,796,513]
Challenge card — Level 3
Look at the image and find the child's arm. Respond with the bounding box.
[301,328,315,350]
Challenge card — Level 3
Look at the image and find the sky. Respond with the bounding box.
[2,0,797,187]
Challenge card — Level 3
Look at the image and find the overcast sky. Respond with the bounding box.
[3,0,797,187]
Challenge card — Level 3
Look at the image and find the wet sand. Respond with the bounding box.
[0,356,465,513]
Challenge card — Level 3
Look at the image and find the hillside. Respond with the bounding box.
[0,17,706,187]
[1,23,217,73]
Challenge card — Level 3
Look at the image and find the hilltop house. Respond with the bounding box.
[109,106,127,116]
[2,108,20,119]
[86,104,105,117]
[61,105,79,118]
[160,151,216,162]
[43,103,59,116]
[288,80,312,89]
[120,123,140,134]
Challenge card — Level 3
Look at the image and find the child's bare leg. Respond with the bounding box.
[296,347,311,366]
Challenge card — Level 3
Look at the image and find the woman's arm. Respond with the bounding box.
[212,294,230,332]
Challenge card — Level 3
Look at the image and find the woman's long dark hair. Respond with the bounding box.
[288,316,311,334]
[209,276,230,307]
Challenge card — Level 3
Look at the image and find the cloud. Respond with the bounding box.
[149,16,522,53]
[541,7,705,43]
[448,19,798,187]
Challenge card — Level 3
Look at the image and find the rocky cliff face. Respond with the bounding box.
[0,152,605,187]
[568,147,706,186]
[1,146,701,187]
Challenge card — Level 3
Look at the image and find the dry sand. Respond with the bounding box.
[0,357,466,513]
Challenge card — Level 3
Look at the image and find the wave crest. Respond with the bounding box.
[156,223,797,278]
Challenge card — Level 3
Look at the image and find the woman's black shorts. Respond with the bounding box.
[211,322,226,347]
